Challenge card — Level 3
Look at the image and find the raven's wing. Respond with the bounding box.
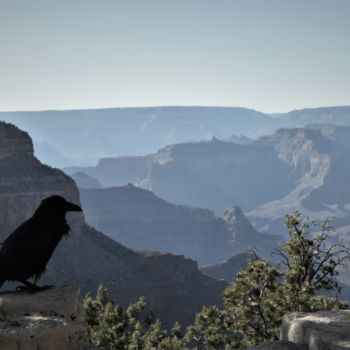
[0,218,58,282]
[0,219,39,282]
[0,218,42,251]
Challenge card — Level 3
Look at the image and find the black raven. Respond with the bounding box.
[0,195,82,291]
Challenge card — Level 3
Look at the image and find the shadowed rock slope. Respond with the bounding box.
[79,185,232,266]
[201,252,252,283]
[0,121,226,328]
[42,225,227,329]
[79,186,281,266]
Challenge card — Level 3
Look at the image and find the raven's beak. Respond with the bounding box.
[66,201,83,212]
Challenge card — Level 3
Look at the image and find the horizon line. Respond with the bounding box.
[0,104,349,115]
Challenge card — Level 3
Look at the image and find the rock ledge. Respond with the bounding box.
[0,286,92,350]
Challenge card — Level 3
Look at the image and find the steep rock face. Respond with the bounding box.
[0,122,83,240]
[0,121,227,328]
[79,185,233,266]
[0,121,33,160]
[0,286,91,350]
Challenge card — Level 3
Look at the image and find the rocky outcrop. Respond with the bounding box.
[0,121,33,160]
[221,206,282,259]
[0,286,91,350]
[0,122,83,241]
[281,310,350,350]
[249,309,350,349]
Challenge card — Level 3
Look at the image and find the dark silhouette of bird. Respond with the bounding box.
[0,195,82,291]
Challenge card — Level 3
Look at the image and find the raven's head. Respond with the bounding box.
[37,195,82,216]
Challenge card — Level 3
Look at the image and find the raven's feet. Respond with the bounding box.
[16,281,53,293]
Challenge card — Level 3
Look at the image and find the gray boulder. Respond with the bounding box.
[281,310,350,350]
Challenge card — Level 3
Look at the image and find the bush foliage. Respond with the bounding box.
[84,212,349,349]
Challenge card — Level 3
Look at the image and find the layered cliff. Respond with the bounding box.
[249,127,350,234]
[66,138,294,213]
[66,124,350,236]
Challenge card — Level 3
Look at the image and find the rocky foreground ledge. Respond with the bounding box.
[0,286,93,350]
[249,310,350,350]
[0,286,349,350]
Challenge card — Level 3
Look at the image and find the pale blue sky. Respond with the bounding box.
[0,0,349,112]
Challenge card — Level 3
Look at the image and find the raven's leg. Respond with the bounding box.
[16,280,52,292]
